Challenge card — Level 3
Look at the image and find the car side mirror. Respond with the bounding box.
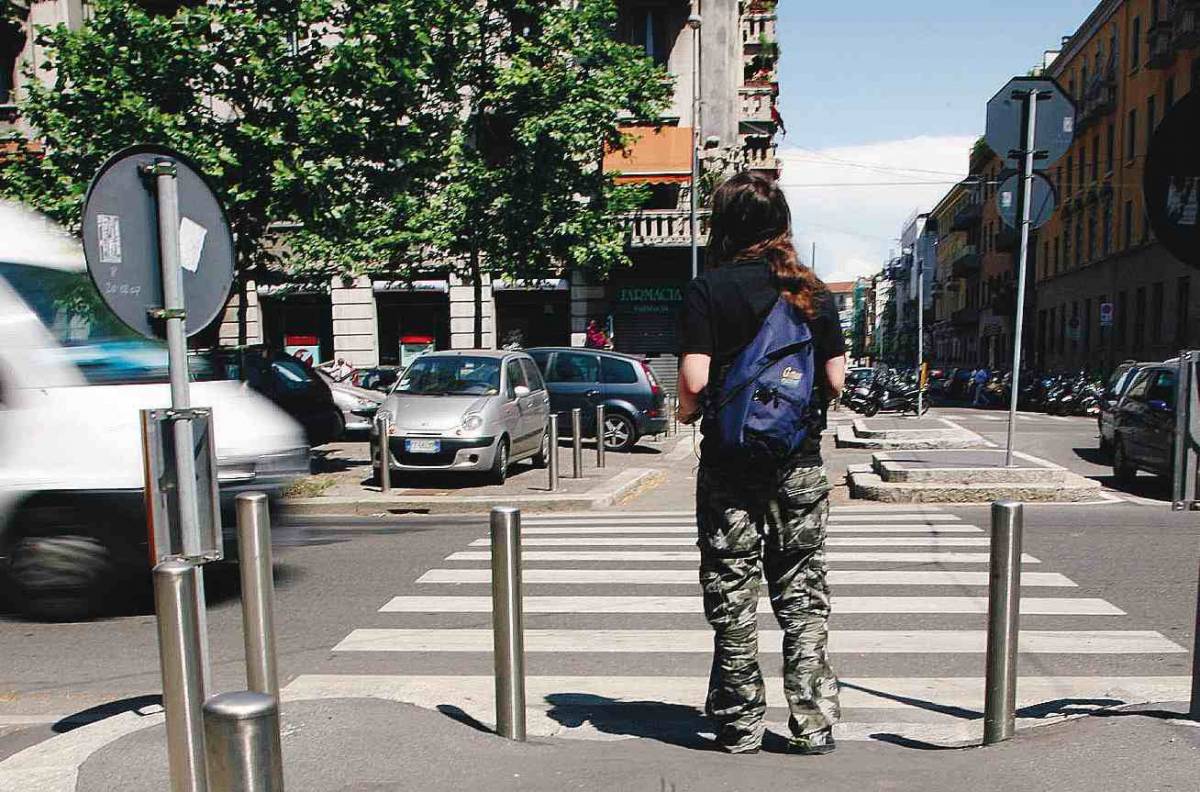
[513,385,531,399]
[1148,399,1171,412]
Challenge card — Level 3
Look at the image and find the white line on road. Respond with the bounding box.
[517,525,985,535]
[335,629,1183,654]
[444,550,1040,564]
[467,536,992,548]
[416,568,1077,586]
[380,595,1123,615]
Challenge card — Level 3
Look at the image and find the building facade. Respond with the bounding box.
[1036,0,1200,372]
[2,1,781,376]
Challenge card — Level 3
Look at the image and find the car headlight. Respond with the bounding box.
[461,413,484,432]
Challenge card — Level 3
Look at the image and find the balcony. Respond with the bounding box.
[740,86,776,125]
[744,140,778,172]
[1076,73,1117,130]
[1174,0,1200,48]
[623,210,710,248]
[741,12,777,48]
[952,306,980,327]
[952,201,983,231]
[950,245,980,278]
[1147,20,1176,68]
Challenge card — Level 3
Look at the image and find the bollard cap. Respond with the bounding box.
[235,491,269,507]
[203,691,277,720]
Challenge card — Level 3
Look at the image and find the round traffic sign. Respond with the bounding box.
[82,145,235,339]
[985,77,1076,169]
[1144,91,1200,268]
[996,172,1057,230]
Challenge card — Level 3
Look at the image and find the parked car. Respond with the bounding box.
[371,350,550,483]
[316,369,384,433]
[1110,363,1178,483]
[0,202,309,619]
[1098,360,1152,454]
[203,346,344,446]
[352,365,403,393]
[527,347,668,452]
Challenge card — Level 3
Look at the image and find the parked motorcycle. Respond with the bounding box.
[861,378,929,417]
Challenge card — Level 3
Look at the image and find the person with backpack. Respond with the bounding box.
[675,172,846,756]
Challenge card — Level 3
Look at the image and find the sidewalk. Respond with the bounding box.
[282,433,689,515]
[14,696,1196,791]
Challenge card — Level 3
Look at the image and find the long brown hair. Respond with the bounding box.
[706,171,825,318]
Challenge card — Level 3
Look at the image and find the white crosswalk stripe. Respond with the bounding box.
[288,506,1185,747]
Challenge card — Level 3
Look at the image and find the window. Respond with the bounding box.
[600,355,638,385]
[1091,136,1099,182]
[1084,298,1092,350]
[0,19,21,105]
[1117,290,1128,347]
[621,6,669,66]
[1166,77,1176,110]
[520,359,545,392]
[1087,211,1097,262]
[1063,222,1073,267]
[1126,109,1138,160]
[1074,221,1084,267]
[1146,370,1176,408]
[528,350,550,373]
[1151,282,1164,344]
[547,352,599,383]
[1106,124,1115,172]
[1131,17,1141,70]
[1067,155,1074,192]
[1049,307,1057,353]
[1178,277,1191,346]
[1102,201,1113,255]
[1071,302,1079,351]
[1134,286,1147,351]
[1124,200,1135,248]
[1059,305,1067,353]
[505,358,527,399]
[1125,370,1151,401]
[1054,235,1062,274]
[1147,96,1157,140]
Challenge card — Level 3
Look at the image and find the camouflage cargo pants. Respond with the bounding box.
[697,463,841,751]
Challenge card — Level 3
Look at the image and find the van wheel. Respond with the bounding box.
[489,438,510,484]
[9,534,119,621]
[1112,439,1137,485]
[602,412,637,452]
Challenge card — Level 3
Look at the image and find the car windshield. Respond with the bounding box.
[0,262,215,385]
[395,356,500,396]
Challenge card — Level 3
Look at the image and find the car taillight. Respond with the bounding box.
[641,362,663,399]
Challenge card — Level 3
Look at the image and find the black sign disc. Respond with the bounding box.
[82,144,235,339]
[1144,92,1200,268]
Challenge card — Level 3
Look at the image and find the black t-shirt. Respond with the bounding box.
[678,259,846,468]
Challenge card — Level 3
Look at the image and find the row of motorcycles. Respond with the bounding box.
[841,370,930,417]
[1017,372,1105,416]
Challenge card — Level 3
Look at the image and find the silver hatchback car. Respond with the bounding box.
[370,350,551,483]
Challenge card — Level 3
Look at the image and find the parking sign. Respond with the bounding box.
[1099,303,1114,328]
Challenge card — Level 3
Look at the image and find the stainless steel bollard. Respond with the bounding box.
[671,395,679,436]
[983,501,1024,745]
[547,418,559,492]
[571,408,583,478]
[203,691,285,792]
[490,507,526,741]
[154,560,208,792]
[375,413,392,494]
[595,404,606,468]
[236,493,279,700]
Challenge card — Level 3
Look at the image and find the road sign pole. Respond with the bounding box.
[1005,91,1040,467]
[917,256,924,418]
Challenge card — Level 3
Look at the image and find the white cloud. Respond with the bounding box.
[778,136,976,284]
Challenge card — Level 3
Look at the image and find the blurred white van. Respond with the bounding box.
[0,202,308,619]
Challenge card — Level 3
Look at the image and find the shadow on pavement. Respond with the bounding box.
[543,693,719,752]
[52,694,163,734]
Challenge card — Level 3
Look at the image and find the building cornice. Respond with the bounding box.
[1051,0,1122,76]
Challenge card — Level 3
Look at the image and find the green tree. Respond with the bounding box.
[415,0,672,346]
[0,0,470,282]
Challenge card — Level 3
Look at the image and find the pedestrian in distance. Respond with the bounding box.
[676,171,846,756]
[972,366,991,407]
[584,319,612,350]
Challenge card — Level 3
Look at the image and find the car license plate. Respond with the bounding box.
[405,439,441,454]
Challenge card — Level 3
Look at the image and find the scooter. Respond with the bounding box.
[861,382,929,417]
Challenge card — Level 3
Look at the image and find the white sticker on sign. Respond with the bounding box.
[1063,117,1074,134]
[1000,192,1014,210]
[178,216,208,273]
[97,214,122,264]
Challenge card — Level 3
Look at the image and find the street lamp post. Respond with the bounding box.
[916,254,924,417]
[688,9,702,280]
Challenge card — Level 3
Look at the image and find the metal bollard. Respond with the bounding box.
[983,501,1024,745]
[490,507,526,741]
[547,418,559,492]
[154,560,208,792]
[375,413,392,494]
[671,395,679,436]
[203,691,285,792]
[571,408,583,478]
[595,404,606,468]
[236,493,279,700]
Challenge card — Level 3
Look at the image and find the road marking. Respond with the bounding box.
[416,568,1077,586]
[335,629,1182,654]
[468,536,993,548]
[517,525,984,535]
[1045,415,1074,422]
[444,550,1040,564]
[380,595,1122,615]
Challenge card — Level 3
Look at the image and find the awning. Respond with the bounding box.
[372,279,449,294]
[603,125,693,185]
[492,278,569,292]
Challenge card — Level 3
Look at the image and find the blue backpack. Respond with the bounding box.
[707,296,816,464]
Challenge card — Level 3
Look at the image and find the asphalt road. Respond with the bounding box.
[1,406,1197,790]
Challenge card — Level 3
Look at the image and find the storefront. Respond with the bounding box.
[257,285,333,364]
[373,278,451,366]
[493,278,571,348]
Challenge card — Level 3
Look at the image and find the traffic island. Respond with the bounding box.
[836,417,988,450]
[848,449,1103,503]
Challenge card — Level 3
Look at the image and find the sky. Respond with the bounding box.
[775,0,1101,284]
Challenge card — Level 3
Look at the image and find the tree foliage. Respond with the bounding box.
[0,0,670,288]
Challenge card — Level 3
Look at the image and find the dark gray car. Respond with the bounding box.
[528,347,669,452]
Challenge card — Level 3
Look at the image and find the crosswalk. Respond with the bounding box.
[284,507,1188,748]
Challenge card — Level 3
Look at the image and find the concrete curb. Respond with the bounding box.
[280,467,666,516]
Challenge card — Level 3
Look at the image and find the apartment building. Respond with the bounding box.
[3,1,782,374]
[1036,0,1199,371]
